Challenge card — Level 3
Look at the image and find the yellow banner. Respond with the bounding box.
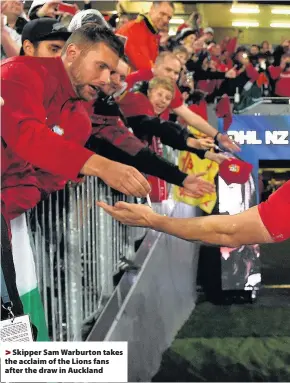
[173,127,219,214]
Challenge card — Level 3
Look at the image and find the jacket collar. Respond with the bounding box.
[56,57,79,100]
[137,14,158,35]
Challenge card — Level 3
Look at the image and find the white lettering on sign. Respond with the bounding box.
[265,131,289,145]
[227,131,289,145]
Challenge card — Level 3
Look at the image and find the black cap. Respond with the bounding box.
[20,18,71,55]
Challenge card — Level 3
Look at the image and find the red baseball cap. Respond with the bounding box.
[219,158,253,185]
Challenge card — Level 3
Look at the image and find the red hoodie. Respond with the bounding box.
[268,66,290,97]
[1,56,93,222]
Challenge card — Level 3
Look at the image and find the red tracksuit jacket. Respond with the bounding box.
[1,56,93,222]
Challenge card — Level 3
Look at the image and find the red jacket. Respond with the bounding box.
[1,56,93,221]
[117,14,159,71]
[268,66,290,97]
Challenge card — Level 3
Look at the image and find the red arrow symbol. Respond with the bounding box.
[5,350,11,355]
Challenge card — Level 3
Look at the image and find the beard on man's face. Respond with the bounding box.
[74,84,101,101]
[69,60,101,102]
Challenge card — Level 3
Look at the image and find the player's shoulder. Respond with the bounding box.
[271,180,290,201]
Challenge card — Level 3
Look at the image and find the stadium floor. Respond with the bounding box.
[152,241,290,382]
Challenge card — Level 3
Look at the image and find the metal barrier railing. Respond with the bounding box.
[27,177,136,341]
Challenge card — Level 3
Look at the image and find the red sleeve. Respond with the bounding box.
[1,66,93,180]
[170,86,183,109]
[118,23,154,71]
[126,69,153,90]
[258,181,290,242]
[268,65,283,80]
[91,116,146,156]
[245,63,259,82]
[119,92,154,118]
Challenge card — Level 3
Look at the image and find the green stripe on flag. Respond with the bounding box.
[11,214,50,342]
[21,288,50,341]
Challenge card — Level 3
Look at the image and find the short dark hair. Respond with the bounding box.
[122,54,130,64]
[63,24,124,58]
[20,40,40,56]
[152,1,175,10]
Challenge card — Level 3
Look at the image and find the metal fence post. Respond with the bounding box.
[98,183,114,297]
[67,185,83,341]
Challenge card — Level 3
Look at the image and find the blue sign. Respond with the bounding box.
[219,115,290,200]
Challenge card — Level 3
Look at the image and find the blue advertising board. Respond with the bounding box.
[217,115,289,292]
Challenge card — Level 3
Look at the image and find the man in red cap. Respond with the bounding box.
[98,180,290,247]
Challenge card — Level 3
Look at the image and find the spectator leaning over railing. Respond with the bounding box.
[1,24,151,331]
[66,9,216,197]
[66,8,218,197]
[120,77,228,164]
[1,24,151,227]
[116,1,174,71]
[123,51,240,152]
[88,75,216,198]
[87,57,216,196]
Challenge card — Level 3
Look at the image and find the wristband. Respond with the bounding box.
[214,132,221,145]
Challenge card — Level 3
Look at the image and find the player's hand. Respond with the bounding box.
[97,201,155,227]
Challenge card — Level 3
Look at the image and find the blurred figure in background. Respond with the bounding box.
[260,40,273,56]
[268,53,290,97]
[117,1,174,70]
[1,0,27,58]
[1,0,27,33]
[28,0,62,19]
[116,14,130,30]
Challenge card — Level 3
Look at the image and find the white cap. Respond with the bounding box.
[28,0,46,17]
[204,27,214,35]
[68,9,111,32]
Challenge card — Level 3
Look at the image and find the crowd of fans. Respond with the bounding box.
[159,20,290,100]
[1,0,289,336]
